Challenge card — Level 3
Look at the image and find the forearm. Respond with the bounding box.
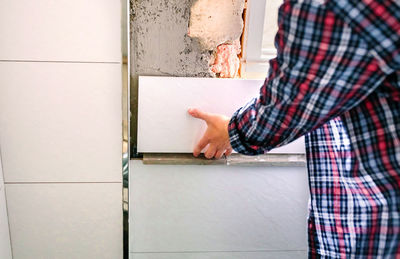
[228,0,387,155]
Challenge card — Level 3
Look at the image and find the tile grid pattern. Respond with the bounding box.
[0,0,123,258]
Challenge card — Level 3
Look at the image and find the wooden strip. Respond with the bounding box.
[142,153,306,167]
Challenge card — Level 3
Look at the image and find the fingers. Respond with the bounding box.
[225,148,233,157]
[215,147,232,159]
[188,108,211,122]
[189,108,231,159]
[204,146,232,159]
[215,150,224,159]
[193,135,209,157]
[204,145,217,159]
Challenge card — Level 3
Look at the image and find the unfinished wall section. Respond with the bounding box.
[189,0,245,78]
[130,0,245,150]
[131,0,210,78]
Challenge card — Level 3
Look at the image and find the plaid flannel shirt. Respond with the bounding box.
[228,0,400,257]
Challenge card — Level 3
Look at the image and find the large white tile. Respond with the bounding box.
[0,0,121,62]
[0,62,122,182]
[137,76,305,154]
[0,185,12,259]
[0,154,12,259]
[5,183,122,259]
[0,154,3,183]
[130,251,307,259]
[130,160,309,252]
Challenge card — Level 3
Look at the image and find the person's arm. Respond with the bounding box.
[189,0,387,158]
[228,0,387,155]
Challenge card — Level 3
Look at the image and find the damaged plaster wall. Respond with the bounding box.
[189,0,245,78]
[130,0,245,151]
[130,0,213,78]
[188,0,245,50]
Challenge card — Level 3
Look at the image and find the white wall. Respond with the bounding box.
[0,152,12,259]
[0,0,123,258]
[130,160,309,259]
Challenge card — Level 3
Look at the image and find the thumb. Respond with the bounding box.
[188,108,211,122]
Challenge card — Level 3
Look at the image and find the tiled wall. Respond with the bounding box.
[130,160,309,259]
[0,152,12,259]
[0,0,123,258]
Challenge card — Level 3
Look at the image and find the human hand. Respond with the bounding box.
[188,108,233,159]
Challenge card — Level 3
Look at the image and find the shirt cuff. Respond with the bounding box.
[228,109,265,156]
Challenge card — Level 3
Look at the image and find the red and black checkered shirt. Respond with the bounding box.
[228,0,400,257]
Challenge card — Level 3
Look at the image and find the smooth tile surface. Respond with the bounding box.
[130,160,309,252]
[5,183,122,259]
[0,0,121,62]
[0,153,12,259]
[137,76,305,154]
[130,251,307,259]
[0,62,122,182]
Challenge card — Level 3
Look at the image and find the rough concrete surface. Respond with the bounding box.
[130,0,213,78]
[188,0,245,50]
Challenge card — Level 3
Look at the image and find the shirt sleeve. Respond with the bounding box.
[228,0,387,155]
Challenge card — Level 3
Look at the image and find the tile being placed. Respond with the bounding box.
[5,183,122,259]
[0,62,122,182]
[0,0,121,62]
[137,76,305,154]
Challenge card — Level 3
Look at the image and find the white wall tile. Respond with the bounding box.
[0,185,12,259]
[0,155,3,183]
[137,76,305,154]
[5,183,122,259]
[0,154,12,259]
[130,251,307,259]
[0,62,122,182]
[130,160,309,253]
[0,0,121,62]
